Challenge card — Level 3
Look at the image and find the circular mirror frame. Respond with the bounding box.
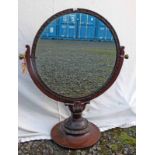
[26,8,125,104]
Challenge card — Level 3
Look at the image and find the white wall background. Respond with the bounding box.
[18,0,136,142]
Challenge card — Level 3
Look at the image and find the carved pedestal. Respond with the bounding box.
[51,102,101,149]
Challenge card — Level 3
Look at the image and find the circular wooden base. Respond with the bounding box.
[51,121,101,149]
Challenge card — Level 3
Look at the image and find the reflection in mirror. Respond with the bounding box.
[35,13,116,98]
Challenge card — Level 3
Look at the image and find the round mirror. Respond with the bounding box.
[23,9,125,149]
[30,9,123,103]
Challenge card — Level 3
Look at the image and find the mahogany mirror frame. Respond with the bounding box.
[22,8,127,149]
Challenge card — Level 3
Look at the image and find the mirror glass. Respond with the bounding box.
[35,13,116,98]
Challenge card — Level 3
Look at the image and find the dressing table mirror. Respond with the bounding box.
[19,9,128,149]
